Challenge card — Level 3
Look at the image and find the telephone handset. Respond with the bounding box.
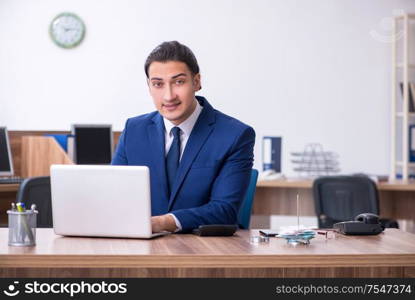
[333,213,385,235]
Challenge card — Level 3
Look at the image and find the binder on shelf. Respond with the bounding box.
[410,125,415,162]
[411,83,415,110]
[400,82,415,112]
[262,136,281,172]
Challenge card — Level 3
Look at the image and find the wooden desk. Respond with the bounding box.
[257,179,415,191]
[254,179,415,233]
[0,184,19,193]
[0,184,20,225]
[2,178,415,231]
[0,229,414,278]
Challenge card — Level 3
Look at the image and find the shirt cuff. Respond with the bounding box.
[168,213,182,232]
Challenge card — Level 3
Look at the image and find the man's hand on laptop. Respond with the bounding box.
[151,214,177,233]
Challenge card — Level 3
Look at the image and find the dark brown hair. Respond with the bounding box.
[144,41,200,78]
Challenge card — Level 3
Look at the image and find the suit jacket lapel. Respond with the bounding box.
[147,113,169,206]
[168,98,216,210]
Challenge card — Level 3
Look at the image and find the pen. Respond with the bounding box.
[16,202,25,212]
[16,202,35,244]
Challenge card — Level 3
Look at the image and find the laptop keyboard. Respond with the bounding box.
[0,176,24,184]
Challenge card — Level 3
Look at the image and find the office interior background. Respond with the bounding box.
[2,0,415,226]
[2,1,415,282]
[2,0,415,177]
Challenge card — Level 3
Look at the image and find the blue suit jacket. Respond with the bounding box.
[111,96,255,232]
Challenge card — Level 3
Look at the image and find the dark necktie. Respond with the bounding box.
[166,127,181,195]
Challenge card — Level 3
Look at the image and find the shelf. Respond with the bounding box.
[395,14,415,20]
[395,162,415,167]
[392,13,415,180]
[396,63,415,68]
[395,112,415,117]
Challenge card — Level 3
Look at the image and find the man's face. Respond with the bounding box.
[147,61,201,125]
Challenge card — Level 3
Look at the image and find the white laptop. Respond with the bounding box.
[50,164,168,239]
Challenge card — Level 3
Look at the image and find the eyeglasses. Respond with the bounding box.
[316,229,338,239]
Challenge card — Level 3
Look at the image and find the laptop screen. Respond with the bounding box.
[0,127,14,176]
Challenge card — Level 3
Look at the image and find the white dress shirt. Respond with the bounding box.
[163,99,203,231]
[163,99,203,159]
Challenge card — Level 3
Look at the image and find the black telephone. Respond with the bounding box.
[192,224,238,236]
[333,213,385,235]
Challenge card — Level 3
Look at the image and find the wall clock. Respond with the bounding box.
[49,12,86,49]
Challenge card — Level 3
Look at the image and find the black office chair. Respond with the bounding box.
[313,175,399,229]
[16,176,53,228]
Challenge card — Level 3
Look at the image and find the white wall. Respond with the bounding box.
[1,0,414,175]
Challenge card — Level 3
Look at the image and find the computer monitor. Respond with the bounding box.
[0,127,14,176]
[71,124,113,165]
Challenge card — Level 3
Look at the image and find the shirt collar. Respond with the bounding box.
[163,99,203,137]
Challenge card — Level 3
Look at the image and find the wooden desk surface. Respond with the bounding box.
[1,229,415,269]
[257,178,415,191]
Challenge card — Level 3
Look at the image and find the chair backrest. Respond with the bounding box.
[237,169,259,229]
[312,175,379,228]
[16,176,53,228]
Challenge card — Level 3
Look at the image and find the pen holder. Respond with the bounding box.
[7,209,38,246]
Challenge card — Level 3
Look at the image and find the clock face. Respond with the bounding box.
[49,13,85,49]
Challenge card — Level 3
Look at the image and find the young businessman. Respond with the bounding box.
[112,41,255,233]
